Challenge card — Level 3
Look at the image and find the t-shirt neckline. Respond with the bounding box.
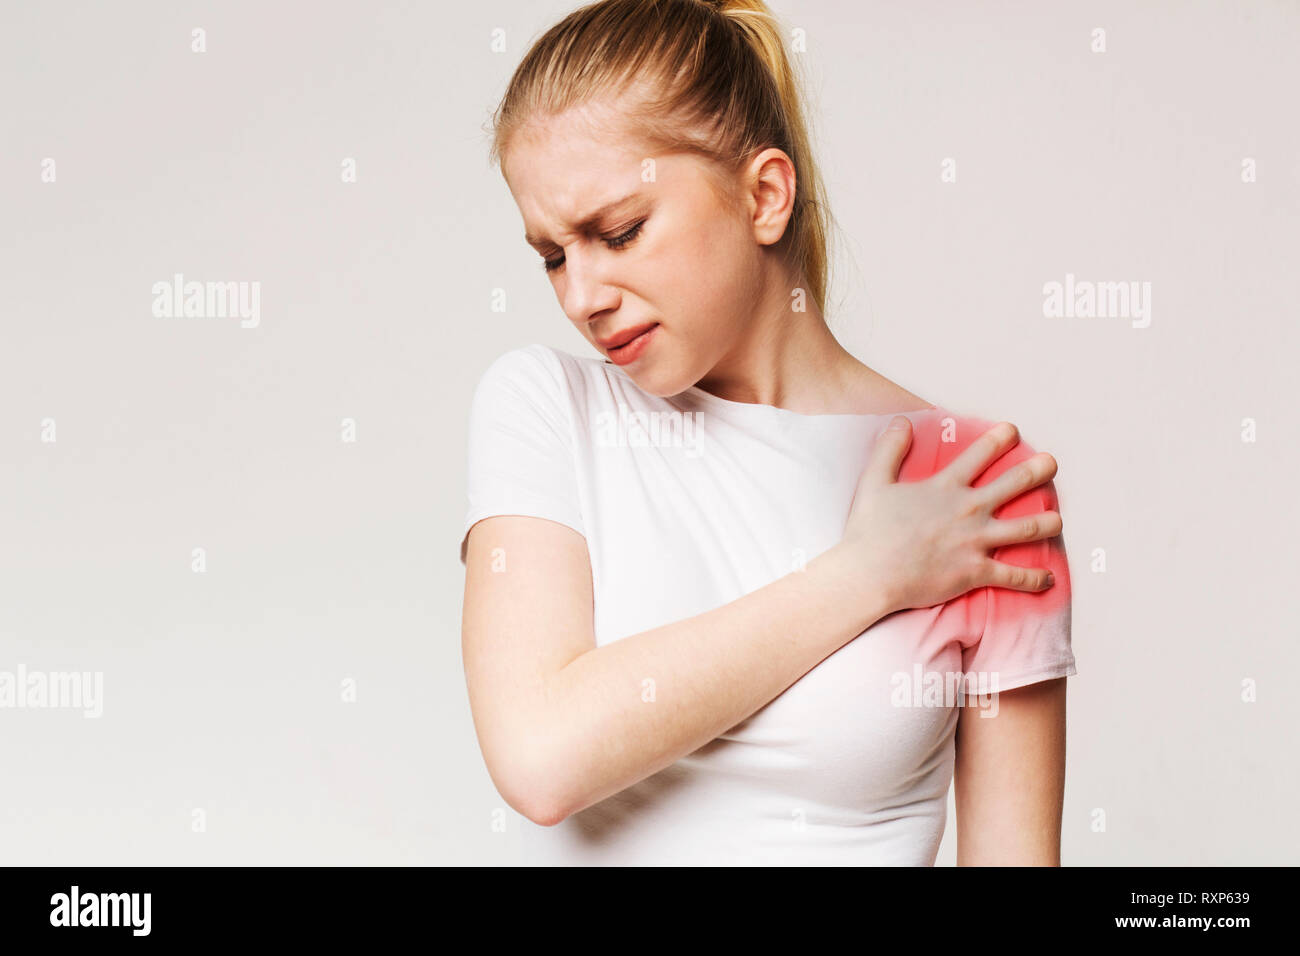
[602,357,940,421]
[680,382,939,421]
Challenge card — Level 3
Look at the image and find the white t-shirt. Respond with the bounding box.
[459,343,1077,865]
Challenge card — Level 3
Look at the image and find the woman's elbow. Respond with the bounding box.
[483,741,572,827]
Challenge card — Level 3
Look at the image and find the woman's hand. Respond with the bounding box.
[839,417,1062,615]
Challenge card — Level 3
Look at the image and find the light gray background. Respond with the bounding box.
[2,0,1296,865]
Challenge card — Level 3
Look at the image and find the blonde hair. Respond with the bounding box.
[488,0,837,319]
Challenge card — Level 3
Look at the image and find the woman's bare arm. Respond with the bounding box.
[954,677,1068,864]
[461,513,891,826]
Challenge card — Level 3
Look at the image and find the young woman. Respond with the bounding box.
[459,0,1075,865]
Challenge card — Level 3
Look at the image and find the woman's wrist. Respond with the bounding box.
[807,543,900,634]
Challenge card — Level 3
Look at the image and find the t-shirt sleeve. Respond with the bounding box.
[459,345,586,565]
[959,431,1077,694]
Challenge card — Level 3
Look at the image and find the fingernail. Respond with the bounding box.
[1045,573,1055,586]
[889,415,909,430]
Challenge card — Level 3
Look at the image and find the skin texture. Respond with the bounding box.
[463,98,1068,863]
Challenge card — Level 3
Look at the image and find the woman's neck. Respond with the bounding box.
[692,271,912,415]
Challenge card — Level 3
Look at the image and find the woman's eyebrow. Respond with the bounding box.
[524,193,641,248]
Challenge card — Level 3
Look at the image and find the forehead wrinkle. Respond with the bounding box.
[523,191,643,248]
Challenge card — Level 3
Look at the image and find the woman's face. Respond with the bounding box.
[501,102,782,397]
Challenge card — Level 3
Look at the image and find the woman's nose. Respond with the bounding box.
[560,247,620,323]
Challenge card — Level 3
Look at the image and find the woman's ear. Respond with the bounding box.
[746,147,798,247]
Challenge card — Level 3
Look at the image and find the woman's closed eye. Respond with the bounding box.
[542,219,645,273]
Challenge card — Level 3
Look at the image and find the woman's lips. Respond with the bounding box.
[606,323,659,366]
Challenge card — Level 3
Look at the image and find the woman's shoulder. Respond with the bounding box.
[851,365,1050,460]
[900,405,1061,515]
[858,380,934,417]
[476,342,609,385]
[470,343,628,426]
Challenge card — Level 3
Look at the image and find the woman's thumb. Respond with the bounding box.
[863,415,913,486]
